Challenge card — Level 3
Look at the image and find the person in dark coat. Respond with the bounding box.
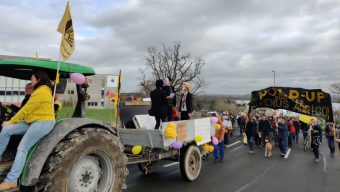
[293,118,301,144]
[245,116,256,153]
[261,116,272,144]
[163,77,176,122]
[278,117,289,157]
[311,119,322,162]
[150,80,168,129]
[10,83,33,113]
[179,82,193,120]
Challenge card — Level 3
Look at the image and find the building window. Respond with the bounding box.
[67,90,75,94]
[101,90,105,98]
[101,78,105,88]
[87,102,98,107]
[101,101,104,107]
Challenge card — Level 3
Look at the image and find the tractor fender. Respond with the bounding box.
[20,118,117,186]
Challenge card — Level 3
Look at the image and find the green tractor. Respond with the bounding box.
[0,59,128,191]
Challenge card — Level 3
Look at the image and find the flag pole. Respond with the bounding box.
[115,70,121,128]
[52,52,61,108]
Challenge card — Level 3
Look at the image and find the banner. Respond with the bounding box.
[57,1,75,61]
[249,87,333,122]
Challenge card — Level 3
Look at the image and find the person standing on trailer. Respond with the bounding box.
[163,77,176,122]
[179,82,193,120]
[150,80,168,129]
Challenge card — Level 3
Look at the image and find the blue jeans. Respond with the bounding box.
[294,130,300,143]
[278,136,288,154]
[327,137,335,155]
[0,120,55,182]
[248,136,254,151]
[213,141,224,160]
[272,129,278,144]
[312,146,319,159]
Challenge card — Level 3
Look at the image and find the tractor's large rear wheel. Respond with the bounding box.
[38,128,128,192]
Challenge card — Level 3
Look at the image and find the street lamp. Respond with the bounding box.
[272,70,275,87]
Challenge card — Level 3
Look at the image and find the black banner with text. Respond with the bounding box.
[249,87,333,122]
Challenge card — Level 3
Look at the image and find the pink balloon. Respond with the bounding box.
[70,73,86,85]
[171,141,183,149]
[210,117,218,124]
[212,137,218,145]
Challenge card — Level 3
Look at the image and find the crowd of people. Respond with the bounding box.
[237,114,340,162]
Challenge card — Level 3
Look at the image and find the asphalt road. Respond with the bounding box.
[124,128,340,192]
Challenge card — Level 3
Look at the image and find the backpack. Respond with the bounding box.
[290,125,296,134]
[328,129,334,137]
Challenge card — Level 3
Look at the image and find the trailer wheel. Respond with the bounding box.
[137,162,158,174]
[38,128,128,192]
[179,145,202,181]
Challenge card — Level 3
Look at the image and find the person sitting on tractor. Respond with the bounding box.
[11,83,34,113]
[0,71,56,191]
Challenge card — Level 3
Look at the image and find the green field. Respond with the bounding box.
[57,108,116,122]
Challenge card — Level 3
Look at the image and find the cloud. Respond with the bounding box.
[0,0,340,94]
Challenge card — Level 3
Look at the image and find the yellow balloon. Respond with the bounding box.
[168,122,176,129]
[208,145,214,152]
[215,124,221,129]
[194,135,203,142]
[164,127,177,138]
[203,144,210,153]
[132,145,142,155]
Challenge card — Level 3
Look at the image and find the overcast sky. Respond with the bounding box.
[0,0,339,94]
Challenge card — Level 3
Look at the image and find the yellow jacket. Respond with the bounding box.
[8,85,55,124]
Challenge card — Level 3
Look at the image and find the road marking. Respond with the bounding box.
[168,170,180,175]
[234,161,278,192]
[226,141,241,148]
[163,162,179,168]
[321,152,328,173]
[284,148,291,159]
[127,183,137,188]
[231,145,243,152]
[235,151,246,156]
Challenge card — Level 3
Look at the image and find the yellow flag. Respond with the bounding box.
[57,1,75,61]
[35,52,39,59]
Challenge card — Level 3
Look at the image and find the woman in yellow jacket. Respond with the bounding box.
[0,71,55,190]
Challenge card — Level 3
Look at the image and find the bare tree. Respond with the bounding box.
[139,42,206,96]
[330,83,340,95]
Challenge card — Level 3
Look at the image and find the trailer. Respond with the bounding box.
[117,113,214,181]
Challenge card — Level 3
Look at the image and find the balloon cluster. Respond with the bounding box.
[106,90,116,103]
[203,144,214,153]
[164,122,177,139]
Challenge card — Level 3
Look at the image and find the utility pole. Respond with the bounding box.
[272,70,276,87]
